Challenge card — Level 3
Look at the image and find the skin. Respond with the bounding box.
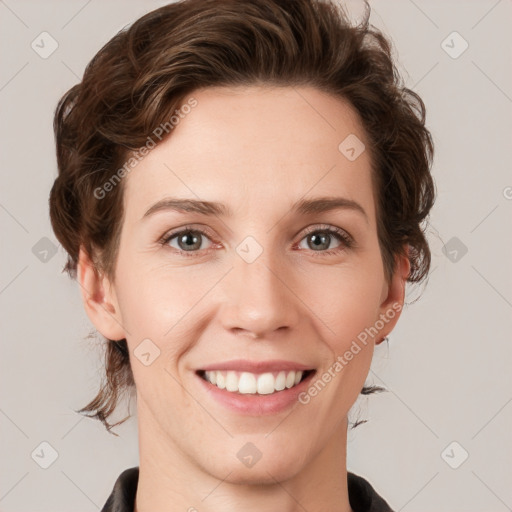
[78,85,409,512]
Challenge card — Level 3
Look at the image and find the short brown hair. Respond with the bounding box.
[49,0,436,435]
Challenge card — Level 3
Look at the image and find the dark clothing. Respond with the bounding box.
[101,466,394,512]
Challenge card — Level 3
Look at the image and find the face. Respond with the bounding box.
[80,85,408,484]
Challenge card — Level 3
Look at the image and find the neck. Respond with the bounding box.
[134,402,353,512]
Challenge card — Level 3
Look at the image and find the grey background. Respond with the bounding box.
[1,0,511,511]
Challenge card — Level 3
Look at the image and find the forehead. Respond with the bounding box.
[122,85,376,224]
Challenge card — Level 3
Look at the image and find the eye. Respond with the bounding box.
[159,226,215,257]
[158,223,354,258]
[296,224,354,256]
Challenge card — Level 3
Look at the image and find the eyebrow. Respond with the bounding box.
[142,196,369,224]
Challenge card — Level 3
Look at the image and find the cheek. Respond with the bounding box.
[114,241,194,320]
[300,263,384,342]
[298,264,383,402]
[304,272,380,405]
[113,255,209,360]
[112,268,192,402]
[115,273,172,336]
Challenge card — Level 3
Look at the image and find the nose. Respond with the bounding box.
[219,246,302,339]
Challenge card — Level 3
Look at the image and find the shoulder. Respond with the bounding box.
[100,466,139,512]
[347,471,395,512]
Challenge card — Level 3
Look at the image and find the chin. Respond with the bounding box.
[205,448,306,485]
[222,464,300,486]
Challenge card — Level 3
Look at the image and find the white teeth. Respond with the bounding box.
[275,371,286,391]
[257,372,275,395]
[226,371,239,392]
[285,371,295,389]
[203,370,305,395]
[238,372,257,394]
[215,372,225,389]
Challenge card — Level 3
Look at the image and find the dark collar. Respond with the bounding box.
[101,467,394,512]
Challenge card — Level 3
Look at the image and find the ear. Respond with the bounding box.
[375,245,411,343]
[76,247,126,341]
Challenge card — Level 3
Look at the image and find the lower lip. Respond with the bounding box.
[195,371,316,415]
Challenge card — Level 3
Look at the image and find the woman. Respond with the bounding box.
[49,0,435,510]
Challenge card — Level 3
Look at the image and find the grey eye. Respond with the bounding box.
[167,230,212,252]
[298,231,342,251]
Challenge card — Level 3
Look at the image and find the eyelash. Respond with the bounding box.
[158,223,354,258]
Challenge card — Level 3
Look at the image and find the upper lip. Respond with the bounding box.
[197,359,315,373]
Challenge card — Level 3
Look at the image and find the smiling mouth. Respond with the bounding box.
[196,369,316,395]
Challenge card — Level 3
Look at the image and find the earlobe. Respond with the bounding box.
[376,248,411,343]
[77,247,126,341]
